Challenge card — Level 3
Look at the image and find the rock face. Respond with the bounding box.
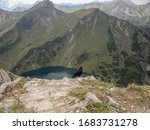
[0,69,18,85]
[19,78,82,112]
[0,69,12,85]
[0,69,20,100]
[0,78,22,95]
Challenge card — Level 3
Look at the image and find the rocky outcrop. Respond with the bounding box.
[0,69,18,85]
[0,78,22,95]
[0,69,12,85]
[0,69,21,100]
[0,71,150,113]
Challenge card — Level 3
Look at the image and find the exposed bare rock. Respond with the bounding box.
[0,69,21,100]
[0,73,150,113]
[0,69,18,85]
[74,92,103,113]
[107,96,121,108]
[107,96,126,112]
[0,69,12,85]
[81,92,102,106]
[0,78,22,95]
[18,77,82,112]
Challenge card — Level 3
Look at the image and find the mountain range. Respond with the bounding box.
[55,0,150,29]
[0,0,150,86]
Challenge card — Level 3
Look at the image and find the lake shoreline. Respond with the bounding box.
[21,66,90,80]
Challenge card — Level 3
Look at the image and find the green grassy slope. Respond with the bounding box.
[55,0,150,28]
[12,8,150,86]
[0,2,101,71]
[0,1,70,70]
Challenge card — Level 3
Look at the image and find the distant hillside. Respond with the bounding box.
[12,7,28,12]
[12,8,150,86]
[55,0,150,28]
[0,0,150,86]
[0,9,23,30]
[0,0,99,71]
[0,0,70,70]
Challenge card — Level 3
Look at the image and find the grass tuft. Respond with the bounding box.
[10,100,25,112]
[70,87,88,100]
[86,103,110,113]
[0,109,5,113]
[128,84,150,98]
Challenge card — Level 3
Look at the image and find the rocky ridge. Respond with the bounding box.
[0,69,150,113]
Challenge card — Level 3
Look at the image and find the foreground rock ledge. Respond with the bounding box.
[0,69,150,113]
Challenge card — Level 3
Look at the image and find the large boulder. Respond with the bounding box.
[0,69,20,99]
[0,69,18,85]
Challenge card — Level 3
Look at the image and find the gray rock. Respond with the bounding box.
[107,96,121,108]
[75,107,87,113]
[0,69,12,85]
[0,78,22,95]
[0,69,18,85]
[0,69,20,95]
[74,92,103,112]
[81,92,102,107]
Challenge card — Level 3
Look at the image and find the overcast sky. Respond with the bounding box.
[7,0,112,6]
[2,0,150,7]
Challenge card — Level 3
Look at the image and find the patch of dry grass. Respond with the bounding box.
[86,103,110,113]
[70,87,88,100]
[70,77,113,100]
[0,109,5,113]
[4,79,27,99]
[10,100,25,112]
[128,84,150,99]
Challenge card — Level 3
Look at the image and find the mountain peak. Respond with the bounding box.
[31,0,54,11]
[123,0,136,6]
[43,0,54,8]
[88,8,106,17]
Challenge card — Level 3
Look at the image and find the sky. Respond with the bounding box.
[132,0,150,5]
[2,0,150,7]
[4,0,112,7]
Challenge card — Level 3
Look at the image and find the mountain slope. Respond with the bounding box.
[0,0,102,71]
[55,0,150,28]
[0,9,23,34]
[0,0,71,70]
[12,8,150,86]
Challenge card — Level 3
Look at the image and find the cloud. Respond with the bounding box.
[50,0,112,4]
[7,0,112,7]
[7,0,41,7]
[131,0,150,5]
[5,0,150,7]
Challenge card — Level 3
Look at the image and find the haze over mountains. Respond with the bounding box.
[55,0,150,28]
[0,0,150,11]
[0,0,150,86]
[131,0,150,5]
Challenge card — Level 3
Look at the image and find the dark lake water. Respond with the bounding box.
[21,66,89,80]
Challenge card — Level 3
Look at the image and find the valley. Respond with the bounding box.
[0,0,150,86]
